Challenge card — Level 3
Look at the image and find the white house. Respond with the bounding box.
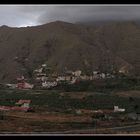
[72,70,82,77]
[100,73,106,79]
[15,100,31,108]
[34,68,43,73]
[24,82,34,89]
[36,73,46,76]
[42,81,57,88]
[56,76,66,81]
[41,76,48,81]
[17,75,25,81]
[114,106,125,112]
[70,77,77,84]
[118,64,133,75]
[93,71,99,75]
[6,84,17,89]
[36,77,42,80]
[42,64,47,67]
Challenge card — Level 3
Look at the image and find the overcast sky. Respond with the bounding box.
[1,5,140,27]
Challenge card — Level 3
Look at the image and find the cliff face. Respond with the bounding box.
[0,21,139,83]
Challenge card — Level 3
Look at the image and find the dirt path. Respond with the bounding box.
[5,111,92,123]
[61,123,140,134]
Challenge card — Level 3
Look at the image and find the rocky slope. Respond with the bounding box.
[0,21,139,83]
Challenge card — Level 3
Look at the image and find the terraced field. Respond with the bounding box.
[0,89,140,112]
[0,89,139,134]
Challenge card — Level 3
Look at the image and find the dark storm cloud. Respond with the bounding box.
[36,5,140,24]
[1,5,140,27]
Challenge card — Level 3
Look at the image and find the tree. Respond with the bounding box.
[134,104,139,112]
[0,111,5,120]
[129,97,134,103]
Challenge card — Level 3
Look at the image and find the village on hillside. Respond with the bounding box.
[3,62,129,90]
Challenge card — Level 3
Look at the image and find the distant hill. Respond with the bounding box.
[0,20,139,83]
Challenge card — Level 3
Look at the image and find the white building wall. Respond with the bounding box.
[114,106,125,112]
[21,103,30,108]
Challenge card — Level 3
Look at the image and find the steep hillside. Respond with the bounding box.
[0,21,139,83]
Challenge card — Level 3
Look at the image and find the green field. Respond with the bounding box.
[0,88,140,113]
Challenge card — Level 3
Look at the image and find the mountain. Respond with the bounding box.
[0,20,139,83]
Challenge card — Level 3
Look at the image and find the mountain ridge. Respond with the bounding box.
[0,21,139,83]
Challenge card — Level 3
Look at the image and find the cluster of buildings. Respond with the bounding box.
[33,63,58,88]
[4,62,129,90]
[33,64,82,88]
[32,63,117,89]
[5,76,34,90]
